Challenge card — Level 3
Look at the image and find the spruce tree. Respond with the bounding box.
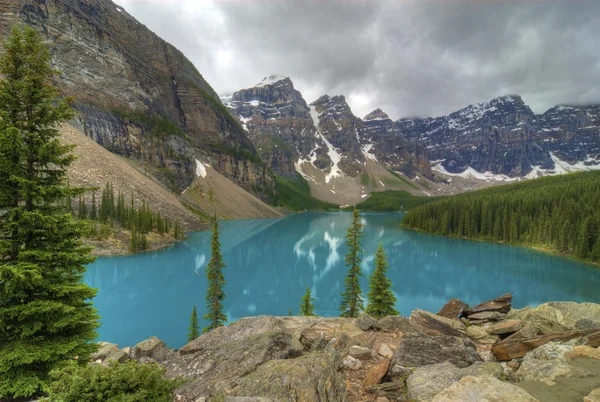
[366,243,399,318]
[340,208,364,317]
[188,305,200,341]
[299,286,316,316]
[203,219,227,333]
[288,308,292,316]
[0,25,99,399]
[89,191,97,220]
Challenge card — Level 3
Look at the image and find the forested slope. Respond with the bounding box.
[402,171,600,263]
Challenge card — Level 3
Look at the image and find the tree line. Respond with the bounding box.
[402,171,600,263]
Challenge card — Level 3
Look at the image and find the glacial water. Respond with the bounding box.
[84,212,600,348]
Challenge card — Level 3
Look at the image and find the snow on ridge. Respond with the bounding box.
[361,143,378,162]
[256,75,288,87]
[308,105,343,183]
[431,161,518,182]
[549,152,600,174]
[195,159,207,178]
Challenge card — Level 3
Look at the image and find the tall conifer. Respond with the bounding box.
[203,219,227,333]
[366,243,399,318]
[188,305,200,341]
[299,286,315,316]
[0,25,99,398]
[340,208,364,317]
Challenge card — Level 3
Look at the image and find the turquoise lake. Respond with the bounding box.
[84,212,600,348]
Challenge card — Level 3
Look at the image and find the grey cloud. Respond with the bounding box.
[116,0,600,120]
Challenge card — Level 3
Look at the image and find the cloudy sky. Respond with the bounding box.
[115,0,600,120]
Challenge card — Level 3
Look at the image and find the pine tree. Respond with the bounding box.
[299,286,316,316]
[340,208,364,317]
[0,26,99,399]
[89,191,97,220]
[188,305,200,341]
[203,219,227,333]
[288,308,292,316]
[366,243,399,318]
[592,235,600,263]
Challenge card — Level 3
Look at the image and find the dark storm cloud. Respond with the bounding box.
[116,0,600,119]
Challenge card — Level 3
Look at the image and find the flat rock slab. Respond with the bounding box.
[391,332,481,368]
[566,345,600,361]
[464,293,513,317]
[407,362,463,402]
[515,358,595,385]
[432,375,540,402]
[349,345,372,360]
[363,360,390,389]
[410,309,467,337]
[374,315,415,333]
[437,298,469,319]
[584,387,600,402]
[467,311,507,321]
[132,336,168,362]
[487,319,524,335]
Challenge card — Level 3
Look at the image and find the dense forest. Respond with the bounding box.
[402,171,600,263]
[355,190,442,211]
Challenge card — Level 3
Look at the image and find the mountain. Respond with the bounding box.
[397,95,600,179]
[0,0,273,198]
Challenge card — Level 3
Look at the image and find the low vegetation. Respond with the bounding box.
[355,190,442,211]
[402,171,600,263]
[270,173,338,211]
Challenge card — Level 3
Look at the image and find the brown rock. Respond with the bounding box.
[566,345,600,360]
[437,298,469,319]
[487,320,523,335]
[410,309,468,337]
[467,325,500,345]
[464,293,513,317]
[374,316,415,333]
[467,311,507,321]
[491,328,600,361]
[584,388,600,402]
[363,360,390,389]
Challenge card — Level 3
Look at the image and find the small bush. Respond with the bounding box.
[44,361,182,402]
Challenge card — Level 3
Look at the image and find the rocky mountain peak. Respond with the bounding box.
[256,74,289,88]
[364,108,390,121]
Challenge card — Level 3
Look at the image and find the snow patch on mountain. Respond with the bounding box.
[309,105,344,183]
[431,161,519,182]
[256,75,288,87]
[195,159,207,178]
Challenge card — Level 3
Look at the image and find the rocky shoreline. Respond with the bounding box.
[91,294,600,401]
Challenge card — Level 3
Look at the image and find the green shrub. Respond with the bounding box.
[44,361,182,402]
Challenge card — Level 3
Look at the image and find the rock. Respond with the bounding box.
[486,319,524,335]
[225,397,274,402]
[91,342,118,361]
[389,364,415,379]
[515,358,595,385]
[432,376,540,402]
[342,355,363,370]
[466,325,500,345]
[565,345,600,360]
[299,318,361,349]
[463,293,513,317]
[461,361,503,379]
[357,313,377,331]
[522,341,576,362]
[507,359,521,370]
[509,302,600,330]
[349,345,372,360]
[378,343,394,359]
[409,309,467,337]
[104,349,130,363]
[576,318,600,330]
[478,350,498,362]
[131,336,169,362]
[437,298,469,319]
[227,353,346,402]
[363,360,390,388]
[491,328,600,361]
[374,315,415,333]
[391,332,481,368]
[467,311,507,321]
[368,382,404,400]
[584,388,600,402]
[375,397,390,402]
[502,318,570,342]
[406,362,463,402]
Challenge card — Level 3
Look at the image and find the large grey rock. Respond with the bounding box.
[515,358,595,385]
[391,332,481,368]
[464,293,513,317]
[357,314,377,331]
[227,353,347,402]
[466,325,500,344]
[91,342,118,361]
[406,362,463,402]
[431,376,540,402]
[522,340,581,362]
[509,302,600,330]
[131,336,169,362]
[409,309,467,337]
[437,298,469,319]
[341,355,363,370]
[349,345,372,360]
[104,349,130,364]
[374,316,415,333]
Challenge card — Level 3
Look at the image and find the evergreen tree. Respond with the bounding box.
[299,286,316,316]
[203,219,227,333]
[188,305,200,341]
[592,235,600,263]
[78,195,87,219]
[288,308,292,316]
[89,191,97,221]
[0,25,99,399]
[365,243,399,318]
[340,208,364,317]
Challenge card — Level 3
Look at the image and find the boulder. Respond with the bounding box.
[437,298,469,319]
[509,302,600,330]
[341,355,363,370]
[349,345,372,360]
[406,362,463,402]
[131,336,169,362]
[491,328,600,361]
[368,382,404,401]
[463,293,513,317]
[461,361,503,379]
[389,364,415,380]
[378,343,394,359]
[226,353,346,402]
[363,360,390,388]
[431,376,540,402]
[585,388,600,402]
[565,345,600,360]
[576,318,600,330]
[91,342,118,361]
[391,332,481,368]
[409,309,467,337]
[467,311,506,321]
[522,341,577,362]
[299,318,361,349]
[373,315,415,333]
[104,349,130,363]
[486,319,523,335]
[515,358,595,385]
[357,313,377,331]
[466,325,499,345]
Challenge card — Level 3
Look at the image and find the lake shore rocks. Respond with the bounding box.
[90,294,600,401]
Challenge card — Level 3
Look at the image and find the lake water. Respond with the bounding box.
[85,212,600,348]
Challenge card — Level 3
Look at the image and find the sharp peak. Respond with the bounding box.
[255,75,290,87]
[364,108,389,121]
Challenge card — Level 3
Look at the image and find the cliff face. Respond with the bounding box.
[0,0,273,196]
